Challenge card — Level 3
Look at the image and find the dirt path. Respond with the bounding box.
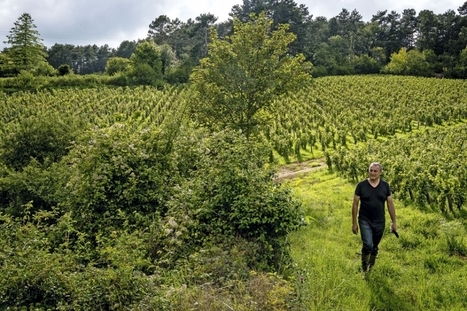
[275,159,327,181]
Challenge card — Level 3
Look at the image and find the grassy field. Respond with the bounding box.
[287,167,467,311]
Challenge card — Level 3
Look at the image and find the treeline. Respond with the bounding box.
[45,0,467,79]
[3,0,467,81]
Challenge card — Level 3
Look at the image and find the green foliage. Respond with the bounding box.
[105,56,130,76]
[353,54,381,74]
[3,13,49,75]
[382,47,409,74]
[128,41,164,86]
[62,123,176,236]
[162,128,304,269]
[0,111,82,217]
[58,64,72,76]
[0,112,80,171]
[0,212,155,310]
[3,74,467,309]
[190,13,312,137]
[383,47,433,76]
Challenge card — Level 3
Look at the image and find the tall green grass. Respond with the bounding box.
[288,168,467,311]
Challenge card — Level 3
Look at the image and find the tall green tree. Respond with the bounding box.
[230,0,312,57]
[3,13,50,74]
[128,40,163,86]
[189,13,312,137]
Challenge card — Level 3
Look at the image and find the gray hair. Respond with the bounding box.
[369,162,383,172]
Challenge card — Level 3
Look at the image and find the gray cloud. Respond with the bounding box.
[1,0,464,50]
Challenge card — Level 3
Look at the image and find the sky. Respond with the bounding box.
[0,0,465,50]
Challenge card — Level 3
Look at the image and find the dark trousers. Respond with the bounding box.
[359,219,385,255]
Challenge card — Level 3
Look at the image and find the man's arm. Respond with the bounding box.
[387,195,397,232]
[352,195,360,234]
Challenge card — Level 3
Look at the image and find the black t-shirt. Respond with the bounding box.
[355,179,391,223]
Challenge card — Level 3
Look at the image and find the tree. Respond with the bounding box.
[399,9,417,49]
[382,47,408,74]
[382,47,432,76]
[230,0,312,57]
[47,44,75,69]
[127,41,163,86]
[189,13,312,137]
[371,10,402,59]
[147,15,183,46]
[115,40,137,58]
[105,57,130,75]
[3,13,50,74]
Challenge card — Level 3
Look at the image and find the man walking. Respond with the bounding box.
[352,162,397,272]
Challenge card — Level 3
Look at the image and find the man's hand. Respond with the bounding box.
[390,222,397,233]
[352,223,358,235]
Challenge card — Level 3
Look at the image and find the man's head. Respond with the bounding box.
[368,162,383,181]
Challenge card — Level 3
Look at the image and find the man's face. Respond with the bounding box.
[369,165,382,180]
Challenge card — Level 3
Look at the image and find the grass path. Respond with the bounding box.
[286,167,467,311]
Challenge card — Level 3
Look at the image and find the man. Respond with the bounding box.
[352,162,397,272]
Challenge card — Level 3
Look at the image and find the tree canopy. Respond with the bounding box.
[189,13,312,137]
[2,13,51,75]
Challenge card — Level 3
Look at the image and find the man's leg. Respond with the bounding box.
[359,219,373,272]
[368,222,385,270]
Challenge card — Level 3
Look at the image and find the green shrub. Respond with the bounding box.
[58,64,72,76]
[161,129,304,270]
[0,112,81,171]
[62,123,176,238]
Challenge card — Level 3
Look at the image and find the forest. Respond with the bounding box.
[3,0,467,81]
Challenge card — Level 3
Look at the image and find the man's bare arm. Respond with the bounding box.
[387,195,397,232]
[352,195,360,234]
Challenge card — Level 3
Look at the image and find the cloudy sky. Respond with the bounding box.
[0,0,465,50]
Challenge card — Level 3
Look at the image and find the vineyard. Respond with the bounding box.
[1,75,467,309]
[1,74,467,214]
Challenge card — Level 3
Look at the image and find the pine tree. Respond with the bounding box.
[3,13,49,73]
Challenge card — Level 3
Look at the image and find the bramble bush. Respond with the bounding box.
[0,117,304,308]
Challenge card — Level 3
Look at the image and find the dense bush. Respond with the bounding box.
[62,123,177,238]
[0,111,83,216]
[0,102,304,308]
[0,112,81,171]
[155,129,305,270]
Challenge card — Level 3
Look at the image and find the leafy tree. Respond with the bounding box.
[230,0,312,57]
[400,9,417,49]
[371,10,402,59]
[459,1,467,16]
[47,43,75,69]
[189,13,312,137]
[452,46,467,77]
[115,40,137,58]
[3,13,50,75]
[353,54,381,74]
[312,35,354,75]
[147,15,184,46]
[417,10,439,52]
[159,43,177,76]
[127,41,163,86]
[105,56,130,75]
[190,13,219,61]
[383,47,432,76]
[382,47,408,74]
[406,49,433,76]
